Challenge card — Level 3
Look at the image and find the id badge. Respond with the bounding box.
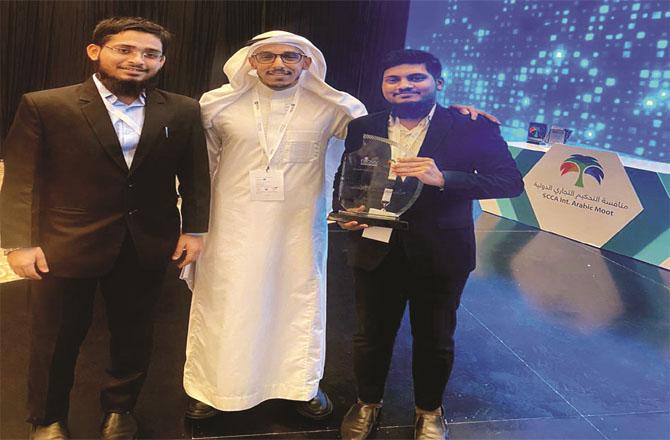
[362,226,393,243]
[249,169,285,201]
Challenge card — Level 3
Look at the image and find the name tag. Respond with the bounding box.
[249,169,285,201]
[362,226,393,243]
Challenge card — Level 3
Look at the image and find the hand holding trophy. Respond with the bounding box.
[329,134,423,230]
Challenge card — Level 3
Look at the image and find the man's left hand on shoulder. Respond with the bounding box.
[391,157,445,188]
[172,234,204,268]
[449,104,500,124]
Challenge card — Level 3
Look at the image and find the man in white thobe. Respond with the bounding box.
[182,31,366,420]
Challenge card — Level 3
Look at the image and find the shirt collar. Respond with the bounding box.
[389,104,437,130]
[92,74,146,106]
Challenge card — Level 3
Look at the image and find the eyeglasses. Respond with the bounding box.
[103,45,164,61]
[252,51,305,64]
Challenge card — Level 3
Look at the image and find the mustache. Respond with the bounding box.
[267,68,291,74]
[393,88,420,96]
[119,64,149,72]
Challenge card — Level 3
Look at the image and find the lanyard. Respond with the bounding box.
[251,86,301,169]
[101,96,144,136]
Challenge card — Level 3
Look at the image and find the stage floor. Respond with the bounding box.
[1,212,668,439]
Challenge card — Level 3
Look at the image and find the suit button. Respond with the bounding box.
[128,209,139,215]
[128,182,134,188]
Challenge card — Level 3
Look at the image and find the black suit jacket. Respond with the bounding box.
[0,78,210,277]
[334,105,524,276]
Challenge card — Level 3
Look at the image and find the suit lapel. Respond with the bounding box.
[367,111,390,138]
[79,78,128,173]
[129,90,167,176]
[417,105,453,158]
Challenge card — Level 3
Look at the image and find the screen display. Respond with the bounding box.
[405,0,669,163]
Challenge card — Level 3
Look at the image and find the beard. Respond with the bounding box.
[95,63,158,97]
[389,98,435,119]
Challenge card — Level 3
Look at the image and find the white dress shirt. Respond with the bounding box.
[92,74,146,168]
[387,104,436,159]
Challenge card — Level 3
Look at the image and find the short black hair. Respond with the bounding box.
[380,49,442,79]
[92,17,172,55]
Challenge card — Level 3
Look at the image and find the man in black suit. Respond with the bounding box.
[0,17,210,439]
[336,49,524,440]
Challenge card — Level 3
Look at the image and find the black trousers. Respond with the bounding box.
[26,234,166,425]
[352,238,469,411]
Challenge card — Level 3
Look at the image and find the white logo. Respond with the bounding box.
[360,156,378,167]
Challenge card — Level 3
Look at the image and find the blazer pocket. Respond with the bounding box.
[47,207,88,214]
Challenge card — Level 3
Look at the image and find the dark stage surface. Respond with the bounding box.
[1,212,669,439]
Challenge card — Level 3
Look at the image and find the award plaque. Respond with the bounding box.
[328,134,423,230]
[527,121,548,145]
[546,126,568,144]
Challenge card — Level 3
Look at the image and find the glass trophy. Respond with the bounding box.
[328,134,423,230]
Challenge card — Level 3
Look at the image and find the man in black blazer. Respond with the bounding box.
[0,17,209,439]
[336,50,524,440]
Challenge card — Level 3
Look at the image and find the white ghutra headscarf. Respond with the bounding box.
[199,30,366,130]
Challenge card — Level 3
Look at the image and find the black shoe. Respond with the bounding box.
[414,407,448,440]
[29,421,69,440]
[340,402,382,440]
[296,388,334,420]
[100,411,138,440]
[185,399,219,420]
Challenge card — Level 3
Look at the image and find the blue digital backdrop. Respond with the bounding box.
[405,0,669,163]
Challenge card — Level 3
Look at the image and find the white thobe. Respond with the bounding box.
[183,82,351,410]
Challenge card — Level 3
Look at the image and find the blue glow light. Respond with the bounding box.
[406,0,670,163]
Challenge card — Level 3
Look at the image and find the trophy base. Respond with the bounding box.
[327,210,409,230]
